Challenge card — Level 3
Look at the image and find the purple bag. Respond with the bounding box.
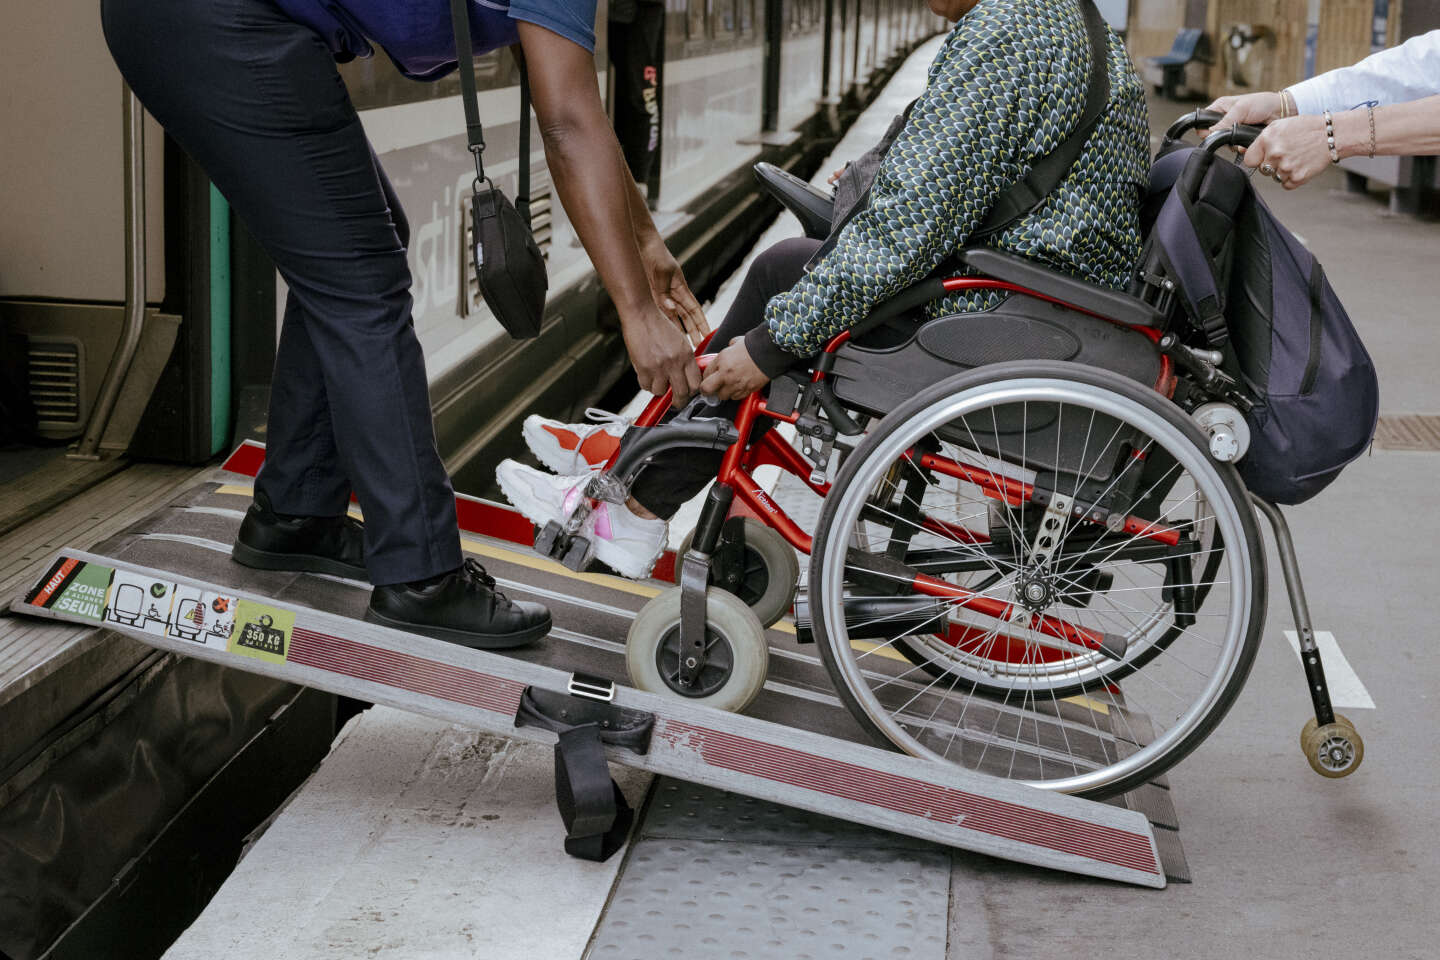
[1144,147,1378,505]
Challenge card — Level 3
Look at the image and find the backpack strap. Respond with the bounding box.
[971,0,1112,241]
[1148,148,1251,347]
[1153,186,1229,346]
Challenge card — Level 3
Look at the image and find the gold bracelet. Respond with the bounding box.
[1278,89,1289,119]
[1367,104,1376,158]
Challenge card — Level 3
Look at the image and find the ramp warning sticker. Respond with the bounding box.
[228,600,294,664]
[104,569,178,637]
[167,588,240,651]
[24,557,114,623]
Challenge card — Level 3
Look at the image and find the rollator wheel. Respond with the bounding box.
[808,361,1267,799]
[626,586,769,713]
[678,518,800,628]
[1300,713,1364,778]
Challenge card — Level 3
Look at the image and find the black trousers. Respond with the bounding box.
[102,0,462,585]
[608,0,666,184]
[630,236,821,518]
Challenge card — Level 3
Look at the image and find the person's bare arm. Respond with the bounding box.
[1365,95,1440,155]
[517,23,699,403]
[624,178,709,346]
[1241,95,1440,189]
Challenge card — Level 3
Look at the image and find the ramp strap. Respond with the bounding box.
[554,726,634,862]
[515,684,653,862]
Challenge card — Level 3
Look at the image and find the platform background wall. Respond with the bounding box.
[1125,0,1408,98]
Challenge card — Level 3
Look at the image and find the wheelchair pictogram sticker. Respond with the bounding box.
[228,599,296,664]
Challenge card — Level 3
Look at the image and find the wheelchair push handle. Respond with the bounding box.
[1200,124,1264,153]
[1165,109,1265,153]
[1164,109,1226,142]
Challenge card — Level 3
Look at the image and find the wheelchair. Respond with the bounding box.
[533,112,1362,801]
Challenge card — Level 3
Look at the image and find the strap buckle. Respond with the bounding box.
[567,673,616,703]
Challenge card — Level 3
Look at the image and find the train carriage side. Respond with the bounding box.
[0,4,945,956]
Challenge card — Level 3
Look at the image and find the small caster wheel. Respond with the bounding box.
[626,586,768,712]
[678,518,800,628]
[1300,712,1364,778]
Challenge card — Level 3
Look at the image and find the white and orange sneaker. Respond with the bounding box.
[495,460,667,580]
[521,408,628,475]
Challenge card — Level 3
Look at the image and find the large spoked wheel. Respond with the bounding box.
[808,361,1267,799]
[626,586,769,713]
[677,518,801,628]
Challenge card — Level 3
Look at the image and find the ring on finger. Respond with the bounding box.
[1259,162,1275,177]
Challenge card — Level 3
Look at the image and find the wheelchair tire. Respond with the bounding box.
[808,361,1267,799]
[626,586,769,713]
[677,518,800,628]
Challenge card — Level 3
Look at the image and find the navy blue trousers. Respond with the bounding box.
[102,0,463,584]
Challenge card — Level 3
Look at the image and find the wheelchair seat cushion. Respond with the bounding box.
[831,294,1161,414]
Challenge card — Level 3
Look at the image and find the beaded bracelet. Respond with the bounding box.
[1367,104,1377,158]
[1323,110,1340,164]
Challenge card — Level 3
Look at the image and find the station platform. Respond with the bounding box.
[4,36,1438,960]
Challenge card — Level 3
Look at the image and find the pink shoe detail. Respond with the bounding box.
[562,483,585,516]
[593,503,614,542]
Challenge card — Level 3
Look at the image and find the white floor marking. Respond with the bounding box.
[1283,630,1375,709]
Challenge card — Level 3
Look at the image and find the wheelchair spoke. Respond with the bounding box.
[809,366,1263,797]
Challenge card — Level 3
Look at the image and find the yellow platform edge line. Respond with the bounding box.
[215,482,798,634]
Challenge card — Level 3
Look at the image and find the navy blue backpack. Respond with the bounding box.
[1138,144,1379,505]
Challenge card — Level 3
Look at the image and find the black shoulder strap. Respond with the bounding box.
[972,0,1111,240]
[449,0,488,182]
[450,0,536,227]
[516,54,533,228]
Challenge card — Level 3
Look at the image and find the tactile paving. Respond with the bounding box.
[641,778,940,851]
[586,837,949,960]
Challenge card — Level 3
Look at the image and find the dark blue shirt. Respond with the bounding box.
[276,0,598,81]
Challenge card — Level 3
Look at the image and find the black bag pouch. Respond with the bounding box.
[471,179,548,339]
[451,0,548,339]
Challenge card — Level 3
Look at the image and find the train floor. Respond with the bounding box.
[4,39,1437,960]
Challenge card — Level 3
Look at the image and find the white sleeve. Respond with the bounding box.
[1288,29,1440,114]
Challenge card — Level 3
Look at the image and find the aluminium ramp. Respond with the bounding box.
[14,549,1166,888]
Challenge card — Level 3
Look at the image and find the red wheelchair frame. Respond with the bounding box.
[607,274,1181,665]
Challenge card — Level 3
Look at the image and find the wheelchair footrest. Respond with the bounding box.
[535,520,565,559]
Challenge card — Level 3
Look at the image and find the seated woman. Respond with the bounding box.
[497,0,1150,579]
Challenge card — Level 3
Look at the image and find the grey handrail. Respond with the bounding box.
[73,85,147,459]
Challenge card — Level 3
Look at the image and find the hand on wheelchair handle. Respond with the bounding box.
[699,338,770,402]
[621,304,703,408]
[1205,92,1284,133]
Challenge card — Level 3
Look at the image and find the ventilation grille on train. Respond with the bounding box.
[26,336,84,426]
[458,173,554,318]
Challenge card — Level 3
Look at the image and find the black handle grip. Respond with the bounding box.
[1164,109,1227,142]
[1201,124,1264,152]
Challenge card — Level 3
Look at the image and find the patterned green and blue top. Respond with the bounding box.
[753,0,1150,368]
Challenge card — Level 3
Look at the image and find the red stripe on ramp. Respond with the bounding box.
[656,720,1160,875]
[289,626,526,716]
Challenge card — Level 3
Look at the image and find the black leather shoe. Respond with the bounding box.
[232,492,367,580]
[365,558,550,649]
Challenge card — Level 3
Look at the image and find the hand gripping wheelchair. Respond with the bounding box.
[533,112,1362,800]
